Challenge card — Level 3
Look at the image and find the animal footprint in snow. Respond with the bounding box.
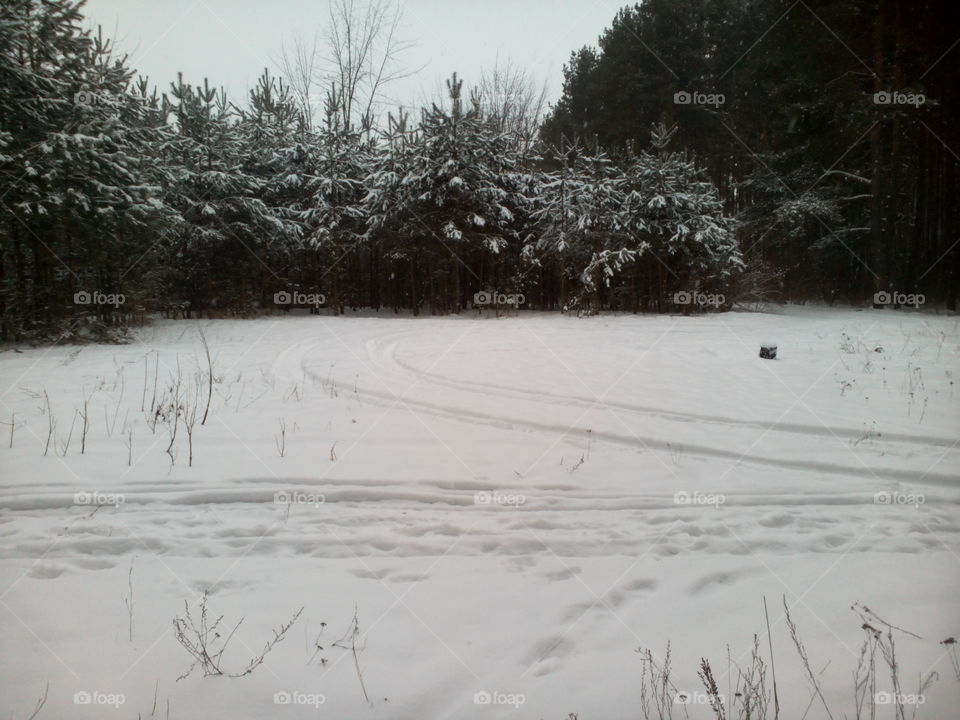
[542,566,581,581]
[622,578,657,593]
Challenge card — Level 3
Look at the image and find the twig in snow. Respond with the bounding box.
[122,559,134,641]
[58,409,78,456]
[42,389,56,457]
[199,327,214,425]
[4,411,15,448]
[333,607,370,703]
[784,597,834,720]
[173,591,302,680]
[25,680,49,720]
[122,421,133,466]
[764,596,780,719]
[79,392,90,454]
[275,418,287,457]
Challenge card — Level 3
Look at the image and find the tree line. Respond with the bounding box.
[543,0,958,306]
[0,0,955,341]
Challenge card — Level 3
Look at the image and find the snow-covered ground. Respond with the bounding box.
[1,307,958,719]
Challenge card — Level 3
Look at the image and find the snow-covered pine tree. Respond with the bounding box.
[618,123,741,311]
[300,84,371,315]
[159,73,300,316]
[364,73,523,314]
[532,139,625,314]
[237,69,311,306]
[0,1,171,338]
[737,140,856,303]
[363,107,417,311]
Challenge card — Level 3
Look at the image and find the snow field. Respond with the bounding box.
[1,307,958,719]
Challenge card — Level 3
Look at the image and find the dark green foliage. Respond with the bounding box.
[7,1,947,338]
[542,0,958,305]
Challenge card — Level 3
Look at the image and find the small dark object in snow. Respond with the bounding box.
[759,344,777,359]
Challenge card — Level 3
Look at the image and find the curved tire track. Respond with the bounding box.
[370,332,954,449]
[292,335,958,486]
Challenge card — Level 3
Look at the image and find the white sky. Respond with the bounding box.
[83,0,618,113]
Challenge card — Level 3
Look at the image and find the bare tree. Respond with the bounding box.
[277,0,412,134]
[277,33,322,130]
[476,57,549,151]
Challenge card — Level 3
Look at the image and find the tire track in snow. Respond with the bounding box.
[370,332,955,449]
[300,348,957,486]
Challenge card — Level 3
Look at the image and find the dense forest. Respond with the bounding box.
[0,0,956,341]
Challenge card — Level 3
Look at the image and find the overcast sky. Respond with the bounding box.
[83,0,618,113]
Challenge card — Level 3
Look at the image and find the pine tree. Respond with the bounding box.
[158,73,300,315]
[533,140,625,313]
[365,74,526,314]
[619,123,741,308]
[301,85,370,314]
[0,1,170,338]
[237,69,311,305]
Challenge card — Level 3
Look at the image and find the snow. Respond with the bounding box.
[1,307,958,719]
